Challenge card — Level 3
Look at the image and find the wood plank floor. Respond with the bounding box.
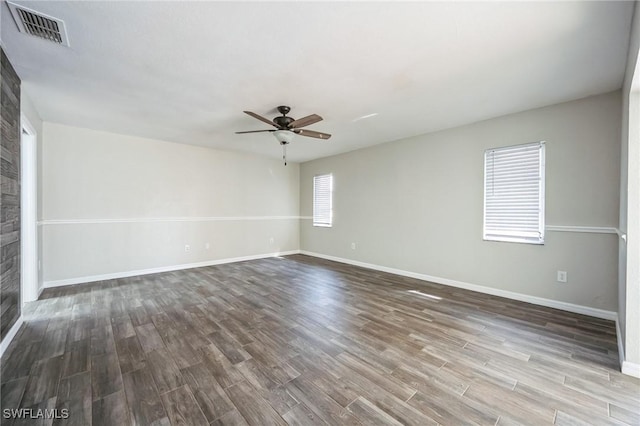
[1,254,639,425]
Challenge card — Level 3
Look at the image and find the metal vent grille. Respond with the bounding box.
[7,2,69,46]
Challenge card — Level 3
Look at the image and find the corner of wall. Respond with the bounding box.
[1,47,22,343]
[0,317,24,358]
[619,0,640,377]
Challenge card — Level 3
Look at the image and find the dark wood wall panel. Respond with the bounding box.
[1,47,21,340]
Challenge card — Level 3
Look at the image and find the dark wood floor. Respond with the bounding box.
[1,254,639,425]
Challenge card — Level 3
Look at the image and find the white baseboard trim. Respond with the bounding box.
[300,251,617,321]
[43,250,301,289]
[616,316,626,370]
[622,360,640,378]
[616,315,640,378]
[0,316,24,358]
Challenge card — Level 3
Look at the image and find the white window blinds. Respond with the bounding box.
[484,141,545,244]
[313,173,333,227]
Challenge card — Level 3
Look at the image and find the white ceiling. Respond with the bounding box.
[0,1,634,163]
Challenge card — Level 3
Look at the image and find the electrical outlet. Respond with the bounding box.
[269,237,275,245]
[557,271,567,283]
[351,242,356,250]
[205,243,210,250]
[185,245,191,252]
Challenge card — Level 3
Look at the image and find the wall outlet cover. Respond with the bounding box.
[557,271,567,283]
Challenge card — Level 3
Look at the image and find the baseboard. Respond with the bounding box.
[0,316,24,358]
[621,360,640,378]
[43,250,301,289]
[616,315,625,370]
[300,251,617,321]
[616,315,640,378]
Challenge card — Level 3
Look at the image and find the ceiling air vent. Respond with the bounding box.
[7,2,69,46]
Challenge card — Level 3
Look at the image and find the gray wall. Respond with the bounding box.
[301,91,621,312]
[41,123,300,284]
[0,48,21,340]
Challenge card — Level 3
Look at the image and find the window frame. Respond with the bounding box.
[483,141,546,245]
[313,173,333,228]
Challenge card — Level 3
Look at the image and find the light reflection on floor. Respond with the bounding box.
[407,289,442,300]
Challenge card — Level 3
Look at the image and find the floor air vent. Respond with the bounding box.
[7,2,69,46]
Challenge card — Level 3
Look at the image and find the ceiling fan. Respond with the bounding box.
[236,105,332,165]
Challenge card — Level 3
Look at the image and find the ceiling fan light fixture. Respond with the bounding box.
[273,129,295,145]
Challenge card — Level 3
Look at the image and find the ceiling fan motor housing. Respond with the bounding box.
[274,115,294,128]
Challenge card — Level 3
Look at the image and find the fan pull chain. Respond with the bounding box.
[282,144,287,166]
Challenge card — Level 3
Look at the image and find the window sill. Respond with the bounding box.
[483,236,544,245]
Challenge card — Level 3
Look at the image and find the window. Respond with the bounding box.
[484,141,545,244]
[313,173,333,227]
